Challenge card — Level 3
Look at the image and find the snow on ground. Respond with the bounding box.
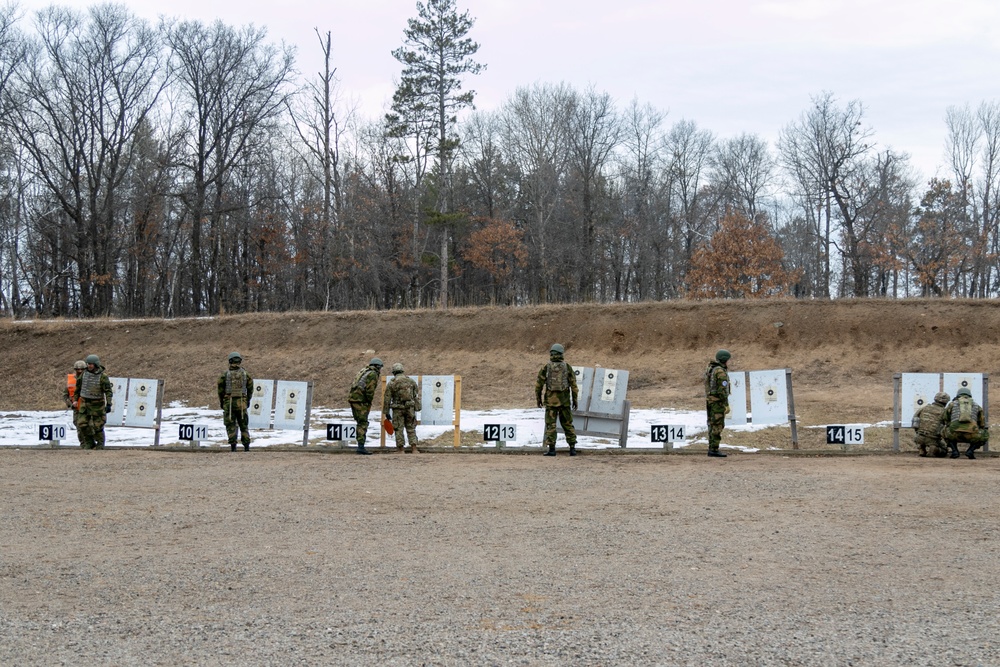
[0,403,796,452]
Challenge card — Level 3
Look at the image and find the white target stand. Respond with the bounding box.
[246,379,314,446]
[572,367,631,448]
[107,377,165,446]
[893,373,989,453]
[726,369,799,449]
[378,375,462,449]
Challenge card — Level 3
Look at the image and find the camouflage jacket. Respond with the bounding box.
[218,366,254,405]
[535,355,578,408]
[348,365,381,405]
[704,361,730,405]
[912,401,946,436]
[386,374,421,411]
[941,396,986,433]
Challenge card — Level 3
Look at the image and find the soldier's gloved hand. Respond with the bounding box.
[724,404,731,415]
[572,400,579,411]
[105,405,112,413]
[537,399,543,409]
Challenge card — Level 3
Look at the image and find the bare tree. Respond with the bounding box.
[711,133,776,222]
[9,4,166,315]
[166,19,294,314]
[498,82,573,303]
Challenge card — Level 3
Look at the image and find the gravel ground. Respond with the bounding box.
[2,448,999,666]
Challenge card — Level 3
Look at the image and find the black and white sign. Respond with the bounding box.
[178,424,209,441]
[326,423,358,441]
[650,425,685,443]
[38,424,67,441]
[826,425,864,445]
[483,424,517,441]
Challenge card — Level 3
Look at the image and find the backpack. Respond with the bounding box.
[546,361,570,392]
[957,396,975,425]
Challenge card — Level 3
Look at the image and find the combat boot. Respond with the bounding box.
[230,443,236,452]
[357,446,372,455]
[949,444,960,459]
[569,445,577,456]
[543,445,556,456]
[965,445,977,460]
[243,444,250,452]
[707,449,727,458]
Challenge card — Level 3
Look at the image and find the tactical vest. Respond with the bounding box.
[353,367,375,392]
[916,403,945,437]
[391,377,415,405]
[705,363,728,398]
[225,368,248,397]
[546,361,570,392]
[79,369,104,400]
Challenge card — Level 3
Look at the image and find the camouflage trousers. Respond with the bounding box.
[72,410,87,447]
[943,426,989,451]
[706,401,727,452]
[350,401,372,447]
[222,397,251,446]
[390,406,419,450]
[77,402,107,449]
[914,432,948,457]
[544,406,577,449]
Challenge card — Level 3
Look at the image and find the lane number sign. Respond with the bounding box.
[826,425,864,445]
[326,423,358,441]
[38,424,67,441]
[650,425,685,443]
[483,424,517,441]
[178,424,209,441]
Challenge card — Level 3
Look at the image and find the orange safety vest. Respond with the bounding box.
[67,372,79,410]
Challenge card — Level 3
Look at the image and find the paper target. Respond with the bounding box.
[247,379,274,429]
[726,371,748,426]
[107,377,127,425]
[943,373,984,406]
[748,369,788,425]
[124,378,157,427]
[420,375,454,425]
[899,373,940,426]
[273,381,309,430]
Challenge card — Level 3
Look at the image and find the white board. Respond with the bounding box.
[943,373,984,406]
[748,369,787,425]
[726,371,748,426]
[107,377,127,425]
[124,378,157,427]
[273,380,308,430]
[421,375,454,426]
[247,379,274,429]
[900,373,940,425]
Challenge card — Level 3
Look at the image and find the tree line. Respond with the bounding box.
[1,1,998,318]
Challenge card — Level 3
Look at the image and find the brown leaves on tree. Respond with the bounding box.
[685,211,800,298]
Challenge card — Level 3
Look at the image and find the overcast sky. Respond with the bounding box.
[14,0,1000,182]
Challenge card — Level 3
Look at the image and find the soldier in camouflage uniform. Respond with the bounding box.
[386,363,422,452]
[940,387,989,459]
[535,344,579,456]
[217,352,254,451]
[73,354,113,450]
[348,358,383,455]
[65,360,87,447]
[704,349,732,458]
[911,391,950,458]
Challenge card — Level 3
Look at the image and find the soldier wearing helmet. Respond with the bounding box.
[704,349,732,458]
[347,357,384,455]
[64,361,88,447]
[385,362,422,453]
[217,352,254,451]
[534,343,579,456]
[911,392,950,458]
[74,354,113,449]
[940,386,989,459]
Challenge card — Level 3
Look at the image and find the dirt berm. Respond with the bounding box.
[2,298,996,449]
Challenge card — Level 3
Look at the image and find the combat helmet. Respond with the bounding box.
[391,362,404,375]
[74,360,86,370]
[370,357,383,368]
[550,343,565,355]
[228,351,242,363]
[934,391,950,405]
[85,354,100,366]
[715,349,731,363]
[957,387,972,398]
